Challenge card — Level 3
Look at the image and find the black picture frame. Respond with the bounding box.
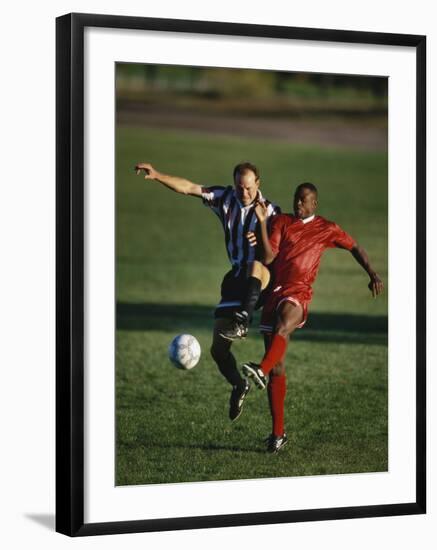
[56,12,426,537]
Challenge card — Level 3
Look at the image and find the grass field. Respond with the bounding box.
[115,125,388,485]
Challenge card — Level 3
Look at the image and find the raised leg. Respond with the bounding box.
[211,318,244,387]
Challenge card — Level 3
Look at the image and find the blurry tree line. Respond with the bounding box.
[116,63,387,100]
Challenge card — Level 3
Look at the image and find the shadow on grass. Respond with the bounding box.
[117,302,387,345]
[120,440,265,454]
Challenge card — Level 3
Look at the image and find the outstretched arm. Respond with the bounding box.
[135,162,203,197]
[350,243,384,297]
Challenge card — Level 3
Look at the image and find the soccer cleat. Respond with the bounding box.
[219,311,249,341]
[229,379,251,421]
[266,433,288,454]
[242,362,267,390]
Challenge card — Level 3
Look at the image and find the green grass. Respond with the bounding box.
[115,126,388,485]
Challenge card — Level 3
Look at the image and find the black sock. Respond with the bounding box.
[215,351,244,387]
[241,276,262,322]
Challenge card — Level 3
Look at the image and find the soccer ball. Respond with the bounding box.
[168,334,201,370]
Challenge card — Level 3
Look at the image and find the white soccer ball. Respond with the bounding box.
[168,334,201,370]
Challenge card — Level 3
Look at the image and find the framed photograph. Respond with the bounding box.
[56,12,426,536]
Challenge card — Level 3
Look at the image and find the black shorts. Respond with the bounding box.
[214,268,271,319]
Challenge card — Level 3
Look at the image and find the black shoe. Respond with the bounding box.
[242,362,267,390]
[219,312,249,341]
[266,433,288,454]
[229,380,251,421]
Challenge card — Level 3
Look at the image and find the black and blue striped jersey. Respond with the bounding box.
[201,185,280,271]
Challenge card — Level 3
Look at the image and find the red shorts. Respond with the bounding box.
[259,285,309,334]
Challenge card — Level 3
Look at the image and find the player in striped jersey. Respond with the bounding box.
[135,161,280,421]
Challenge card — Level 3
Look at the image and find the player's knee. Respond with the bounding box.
[271,363,286,376]
[247,260,262,279]
[249,261,270,291]
[276,322,295,338]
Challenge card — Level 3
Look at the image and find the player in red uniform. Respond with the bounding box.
[242,182,383,453]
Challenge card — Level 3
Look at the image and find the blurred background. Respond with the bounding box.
[116,63,387,150]
[115,63,388,486]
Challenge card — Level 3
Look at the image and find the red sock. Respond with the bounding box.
[268,375,287,436]
[261,334,287,375]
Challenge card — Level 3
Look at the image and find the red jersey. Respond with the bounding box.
[269,214,356,302]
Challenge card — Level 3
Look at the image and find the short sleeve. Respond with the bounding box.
[201,186,227,209]
[331,223,356,250]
